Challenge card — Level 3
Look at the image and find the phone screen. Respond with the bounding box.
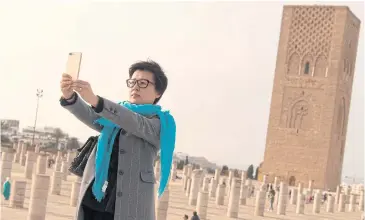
[66,52,82,80]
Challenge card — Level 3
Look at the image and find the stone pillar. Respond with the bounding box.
[27,174,50,220]
[296,193,305,214]
[214,168,220,183]
[239,184,248,205]
[185,178,192,197]
[199,169,206,187]
[209,178,217,198]
[241,170,246,184]
[202,177,210,192]
[61,161,68,181]
[307,180,313,196]
[155,186,169,220]
[154,160,161,181]
[326,195,335,213]
[245,179,252,198]
[13,146,21,163]
[277,182,288,215]
[273,176,279,189]
[335,185,341,204]
[188,170,203,206]
[50,171,63,195]
[24,151,37,179]
[226,170,234,195]
[227,179,241,218]
[170,162,177,182]
[312,190,321,214]
[20,142,27,166]
[9,180,27,208]
[263,175,268,184]
[344,186,351,203]
[0,151,14,185]
[196,191,209,220]
[297,182,303,194]
[70,180,81,206]
[186,164,193,177]
[338,193,346,212]
[254,190,266,216]
[290,188,298,205]
[215,182,226,205]
[55,155,62,172]
[36,154,47,174]
[183,176,190,191]
[359,190,364,211]
[348,194,356,212]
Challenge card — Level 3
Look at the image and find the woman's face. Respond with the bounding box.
[127,70,161,104]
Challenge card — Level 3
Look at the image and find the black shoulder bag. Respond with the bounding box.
[69,135,98,177]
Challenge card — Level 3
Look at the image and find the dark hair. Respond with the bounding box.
[193,211,197,215]
[129,59,168,104]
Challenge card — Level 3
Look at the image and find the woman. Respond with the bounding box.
[60,60,176,220]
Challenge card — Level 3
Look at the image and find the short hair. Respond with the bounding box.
[129,59,168,104]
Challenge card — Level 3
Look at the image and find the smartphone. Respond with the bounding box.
[65,52,82,80]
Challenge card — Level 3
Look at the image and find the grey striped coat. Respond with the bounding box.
[62,94,159,220]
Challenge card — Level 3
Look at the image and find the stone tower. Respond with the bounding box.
[260,5,361,191]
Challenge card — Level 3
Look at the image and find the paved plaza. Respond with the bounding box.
[0,162,363,220]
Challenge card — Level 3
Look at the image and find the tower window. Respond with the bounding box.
[304,62,310,74]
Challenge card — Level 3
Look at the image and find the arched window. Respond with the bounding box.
[304,62,310,74]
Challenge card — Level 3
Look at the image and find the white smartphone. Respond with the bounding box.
[65,52,82,80]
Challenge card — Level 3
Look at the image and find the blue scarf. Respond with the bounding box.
[92,101,176,201]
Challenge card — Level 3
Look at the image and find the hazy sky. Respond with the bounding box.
[0,1,363,180]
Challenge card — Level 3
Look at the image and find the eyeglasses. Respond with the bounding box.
[126,79,155,88]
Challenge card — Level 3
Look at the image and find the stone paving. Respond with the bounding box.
[0,162,363,220]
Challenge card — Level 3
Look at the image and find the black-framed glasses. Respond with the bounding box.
[126,79,155,88]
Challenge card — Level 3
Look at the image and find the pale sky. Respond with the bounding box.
[0,1,363,180]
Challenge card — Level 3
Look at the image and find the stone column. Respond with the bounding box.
[188,170,203,206]
[359,190,364,211]
[155,186,169,220]
[326,195,335,212]
[226,170,234,195]
[348,194,356,212]
[36,154,47,174]
[202,177,210,192]
[55,154,62,172]
[183,176,190,191]
[70,179,81,206]
[50,171,63,195]
[186,164,193,177]
[245,179,252,198]
[338,193,346,212]
[239,184,248,205]
[170,162,177,182]
[61,161,68,181]
[215,181,226,205]
[199,169,206,187]
[214,168,220,183]
[227,179,241,218]
[241,170,246,184]
[185,178,192,197]
[297,182,303,194]
[307,180,313,196]
[196,191,209,220]
[254,190,266,216]
[13,145,21,163]
[277,182,288,215]
[273,176,279,189]
[154,160,161,181]
[20,142,27,166]
[312,190,321,214]
[24,151,37,179]
[296,193,305,214]
[344,186,351,203]
[209,178,217,198]
[27,174,50,220]
[0,151,14,185]
[9,180,27,208]
[290,188,298,205]
[335,185,341,204]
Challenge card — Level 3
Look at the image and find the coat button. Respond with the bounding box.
[118,170,124,175]
[117,192,123,197]
[119,149,126,154]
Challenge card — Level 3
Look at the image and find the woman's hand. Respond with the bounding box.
[71,80,99,107]
[60,73,74,99]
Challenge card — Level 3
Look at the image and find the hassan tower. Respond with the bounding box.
[259,5,361,191]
